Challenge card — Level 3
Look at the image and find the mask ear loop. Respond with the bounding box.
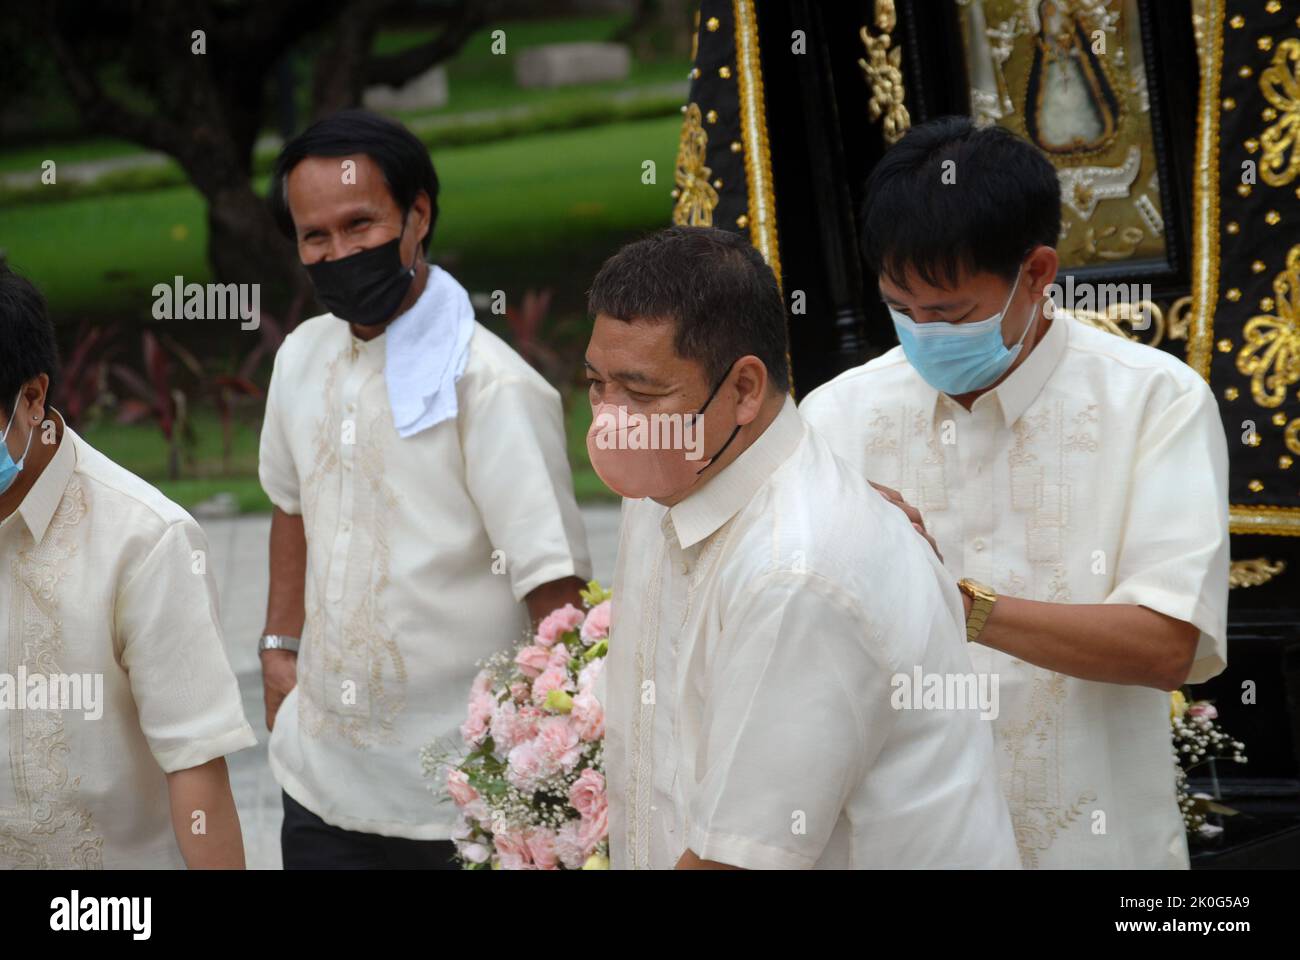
[2,391,37,472]
[688,360,743,475]
[1,390,23,441]
[396,211,419,279]
[998,252,1043,353]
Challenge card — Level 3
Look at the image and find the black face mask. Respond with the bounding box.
[304,228,418,327]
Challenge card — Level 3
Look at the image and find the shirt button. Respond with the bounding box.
[341,521,351,534]
[347,402,356,413]
[679,561,690,575]
[973,538,985,552]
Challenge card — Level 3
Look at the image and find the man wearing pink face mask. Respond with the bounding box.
[589,226,1020,870]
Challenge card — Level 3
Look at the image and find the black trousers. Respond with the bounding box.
[280,791,460,870]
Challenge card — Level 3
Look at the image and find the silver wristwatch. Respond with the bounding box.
[258,634,300,654]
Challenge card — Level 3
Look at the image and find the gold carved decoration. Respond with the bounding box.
[671,103,719,227]
[1229,557,1286,588]
[1167,295,1192,342]
[1259,38,1300,186]
[1072,299,1167,347]
[858,0,911,145]
[1235,244,1300,407]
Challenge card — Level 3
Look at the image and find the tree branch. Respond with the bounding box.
[362,0,488,89]
[40,5,183,155]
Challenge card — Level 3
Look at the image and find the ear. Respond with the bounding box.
[730,355,769,426]
[20,374,50,425]
[409,190,433,249]
[1024,245,1059,300]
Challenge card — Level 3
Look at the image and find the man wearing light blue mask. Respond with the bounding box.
[0,389,36,495]
[801,116,1230,870]
[887,251,1040,398]
[0,263,257,868]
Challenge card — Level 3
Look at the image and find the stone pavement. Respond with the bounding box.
[199,504,622,869]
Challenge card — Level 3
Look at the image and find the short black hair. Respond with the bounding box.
[0,262,59,420]
[861,116,1061,291]
[269,108,440,253]
[588,226,790,394]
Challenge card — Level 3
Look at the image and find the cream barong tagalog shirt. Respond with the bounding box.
[605,397,1021,869]
[800,313,1230,868]
[259,312,592,840]
[0,419,256,868]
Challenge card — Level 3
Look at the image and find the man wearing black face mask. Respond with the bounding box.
[260,110,592,869]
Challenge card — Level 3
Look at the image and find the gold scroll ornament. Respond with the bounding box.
[859,0,911,145]
[671,102,719,227]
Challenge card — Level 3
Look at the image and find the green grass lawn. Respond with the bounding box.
[0,113,680,317]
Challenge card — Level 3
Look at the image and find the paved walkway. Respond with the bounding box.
[200,504,621,869]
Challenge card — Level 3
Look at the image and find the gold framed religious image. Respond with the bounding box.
[953,0,1188,281]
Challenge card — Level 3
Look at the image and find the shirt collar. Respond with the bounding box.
[13,410,76,544]
[927,309,1070,427]
[988,309,1069,426]
[667,395,803,549]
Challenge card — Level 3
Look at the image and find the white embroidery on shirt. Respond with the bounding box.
[1,479,104,868]
[299,348,407,749]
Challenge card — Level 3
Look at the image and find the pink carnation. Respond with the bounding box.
[510,680,531,704]
[548,643,572,669]
[506,740,546,791]
[577,657,604,695]
[460,690,495,745]
[536,604,585,647]
[525,827,560,870]
[514,643,552,679]
[532,665,573,706]
[578,804,608,854]
[555,820,588,869]
[536,715,583,773]
[491,700,542,752]
[494,828,531,870]
[1188,702,1218,720]
[571,690,605,741]
[581,600,612,643]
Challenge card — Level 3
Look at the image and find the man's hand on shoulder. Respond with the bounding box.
[870,481,943,564]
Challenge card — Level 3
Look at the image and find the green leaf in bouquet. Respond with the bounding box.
[582,639,608,661]
[579,580,612,607]
[545,689,574,714]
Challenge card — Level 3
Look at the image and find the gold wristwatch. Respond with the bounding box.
[957,578,997,644]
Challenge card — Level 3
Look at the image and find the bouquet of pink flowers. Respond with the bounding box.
[423,580,612,869]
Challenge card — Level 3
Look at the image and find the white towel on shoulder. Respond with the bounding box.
[384,264,476,438]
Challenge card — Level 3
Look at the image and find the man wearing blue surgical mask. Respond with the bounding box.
[801,116,1230,870]
[0,263,256,868]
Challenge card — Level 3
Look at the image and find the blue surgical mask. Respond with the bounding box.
[0,391,35,495]
[888,267,1039,395]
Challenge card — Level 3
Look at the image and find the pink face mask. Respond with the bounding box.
[585,365,741,501]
